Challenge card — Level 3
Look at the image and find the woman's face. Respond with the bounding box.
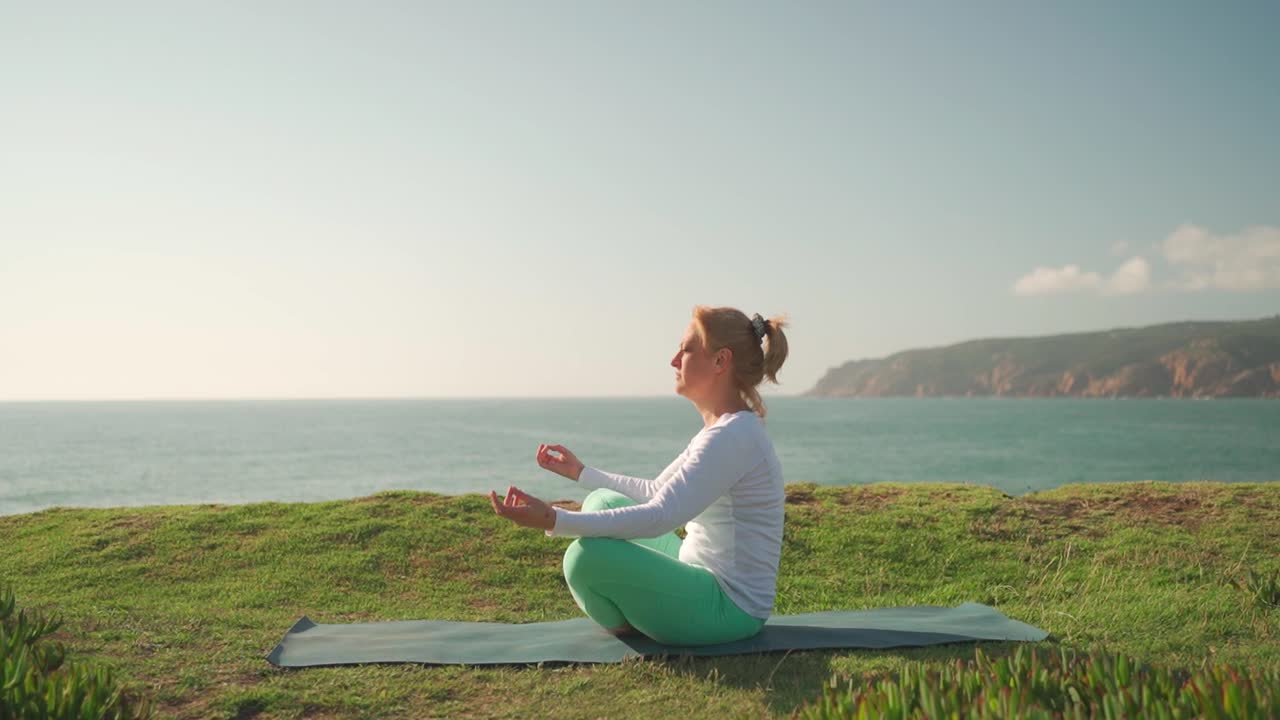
[671,321,721,398]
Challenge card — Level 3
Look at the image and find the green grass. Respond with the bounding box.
[1,480,1276,719]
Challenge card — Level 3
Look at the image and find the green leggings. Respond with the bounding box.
[561,488,766,646]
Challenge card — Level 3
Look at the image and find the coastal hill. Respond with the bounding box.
[804,316,1280,398]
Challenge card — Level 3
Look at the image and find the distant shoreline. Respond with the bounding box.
[1,394,1272,404]
[806,316,1280,399]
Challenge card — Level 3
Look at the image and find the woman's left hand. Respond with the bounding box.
[489,485,556,531]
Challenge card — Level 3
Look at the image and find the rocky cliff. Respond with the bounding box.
[804,316,1280,398]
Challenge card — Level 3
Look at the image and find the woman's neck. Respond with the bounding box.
[696,395,751,428]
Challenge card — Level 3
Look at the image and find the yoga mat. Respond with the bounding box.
[266,602,1048,667]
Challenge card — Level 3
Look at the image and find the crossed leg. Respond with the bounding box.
[560,489,765,646]
[564,488,682,636]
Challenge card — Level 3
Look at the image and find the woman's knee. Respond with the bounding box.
[581,488,634,512]
[562,536,626,583]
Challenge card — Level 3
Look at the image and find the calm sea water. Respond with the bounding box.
[1,397,1276,517]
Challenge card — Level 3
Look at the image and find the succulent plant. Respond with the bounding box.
[799,644,1280,719]
[1,585,152,720]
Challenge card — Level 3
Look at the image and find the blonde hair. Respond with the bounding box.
[691,305,790,419]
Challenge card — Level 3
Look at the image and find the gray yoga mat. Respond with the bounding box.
[266,602,1048,667]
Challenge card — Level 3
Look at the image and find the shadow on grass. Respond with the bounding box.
[622,637,1061,716]
[256,635,1055,718]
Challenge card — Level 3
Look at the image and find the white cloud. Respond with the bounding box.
[1162,224,1280,290]
[1012,257,1149,297]
[1012,265,1103,296]
[1014,224,1280,297]
[1103,256,1151,295]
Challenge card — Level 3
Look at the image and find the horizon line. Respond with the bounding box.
[0,392,807,403]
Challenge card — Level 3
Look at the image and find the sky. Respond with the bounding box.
[1,2,1278,400]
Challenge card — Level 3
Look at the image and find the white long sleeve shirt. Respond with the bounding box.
[545,410,785,620]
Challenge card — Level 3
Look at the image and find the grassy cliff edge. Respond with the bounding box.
[2,480,1277,719]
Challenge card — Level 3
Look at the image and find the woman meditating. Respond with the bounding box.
[488,305,790,646]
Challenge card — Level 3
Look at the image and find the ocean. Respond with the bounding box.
[1,396,1276,517]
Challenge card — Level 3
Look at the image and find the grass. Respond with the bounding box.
[1,480,1276,719]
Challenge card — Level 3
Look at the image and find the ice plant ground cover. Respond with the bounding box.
[798,643,1278,719]
[1,587,151,719]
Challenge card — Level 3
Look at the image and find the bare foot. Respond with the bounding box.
[607,622,640,637]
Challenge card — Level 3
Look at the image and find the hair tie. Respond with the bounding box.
[750,313,768,343]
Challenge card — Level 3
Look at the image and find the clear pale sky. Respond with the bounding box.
[2,2,1278,400]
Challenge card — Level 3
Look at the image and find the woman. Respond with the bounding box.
[488,305,789,646]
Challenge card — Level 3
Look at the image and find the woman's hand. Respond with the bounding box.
[536,443,584,481]
[489,485,556,531]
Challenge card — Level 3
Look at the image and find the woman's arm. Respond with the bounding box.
[578,455,683,501]
[548,425,756,539]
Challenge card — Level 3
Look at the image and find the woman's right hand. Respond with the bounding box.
[536,443,584,482]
